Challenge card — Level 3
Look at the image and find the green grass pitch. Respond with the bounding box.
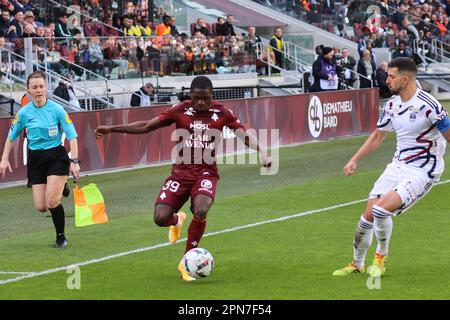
[0,133,449,299]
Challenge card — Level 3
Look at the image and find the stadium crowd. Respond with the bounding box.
[0,1,258,81]
[256,0,450,64]
[1,0,449,92]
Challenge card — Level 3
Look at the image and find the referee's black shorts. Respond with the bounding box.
[27,145,70,186]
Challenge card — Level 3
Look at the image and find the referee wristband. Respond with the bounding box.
[70,158,81,164]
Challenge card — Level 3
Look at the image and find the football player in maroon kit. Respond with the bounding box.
[95,76,271,281]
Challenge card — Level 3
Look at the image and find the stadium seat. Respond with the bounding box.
[83,22,97,37]
[327,23,335,34]
[95,22,103,35]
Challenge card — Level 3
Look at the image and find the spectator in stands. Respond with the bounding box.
[53,78,81,109]
[14,0,33,13]
[311,46,339,92]
[245,25,261,56]
[7,9,24,39]
[392,41,413,59]
[402,16,420,47]
[417,13,432,33]
[337,24,348,38]
[382,21,396,36]
[372,32,385,48]
[0,9,11,37]
[130,82,155,107]
[322,0,335,16]
[375,61,391,99]
[47,21,56,37]
[365,41,377,65]
[55,11,72,38]
[170,16,180,37]
[113,13,123,30]
[24,10,41,30]
[34,25,45,44]
[392,3,407,27]
[138,17,152,36]
[156,15,171,36]
[125,0,137,15]
[88,36,118,78]
[0,0,15,14]
[219,14,236,37]
[193,18,211,37]
[215,17,226,36]
[357,33,370,57]
[363,17,378,34]
[123,14,141,36]
[357,49,376,88]
[100,15,120,37]
[306,3,322,24]
[269,26,285,70]
[103,37,129,79]
[336,47,356,88]
[22,22,35,37]
[336,0,349,34]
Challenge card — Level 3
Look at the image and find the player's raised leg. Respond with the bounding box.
[185,194,213,252]
[333,199,376,276]
[154,203,186,243]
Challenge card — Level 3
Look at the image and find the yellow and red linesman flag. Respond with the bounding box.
[74,183,108,227]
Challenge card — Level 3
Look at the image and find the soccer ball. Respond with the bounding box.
[182,248,214,279]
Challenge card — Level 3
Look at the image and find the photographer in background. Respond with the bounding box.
[310,46,338,92]
[130,82,155,107]
[336,48,356,89]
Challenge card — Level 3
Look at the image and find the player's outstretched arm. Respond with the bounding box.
[235,129,271,168]
[344,129,387,176]
[95,116,170,138]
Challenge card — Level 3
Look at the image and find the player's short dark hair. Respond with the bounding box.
[388,57,417,75]
[190,76,213,92]
[27,71,46,88]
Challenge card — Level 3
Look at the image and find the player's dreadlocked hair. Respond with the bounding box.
[190,76,213,92]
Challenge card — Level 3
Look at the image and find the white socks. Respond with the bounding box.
[353,216,373,269]
[372,205,393,256]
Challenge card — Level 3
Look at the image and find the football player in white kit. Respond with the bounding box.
[333,57,450,277]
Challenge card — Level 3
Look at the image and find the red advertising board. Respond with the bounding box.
[0,88,379,186]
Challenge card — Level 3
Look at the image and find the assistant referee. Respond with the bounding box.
[0,71,80,248]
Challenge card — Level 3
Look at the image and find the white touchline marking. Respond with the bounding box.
[0,179,449,286]
[0,271,35,275]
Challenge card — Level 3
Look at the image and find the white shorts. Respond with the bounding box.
[368,162,434,216]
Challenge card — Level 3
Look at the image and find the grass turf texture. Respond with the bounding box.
[0,134,449,299]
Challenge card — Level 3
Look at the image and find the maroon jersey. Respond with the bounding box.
[158,100,245,175]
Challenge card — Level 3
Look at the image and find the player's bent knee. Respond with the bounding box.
[154,205,174,227]
[154,213,170,227]
[46,198,61,210]
[35,205,48,212]
[193,205,210,219]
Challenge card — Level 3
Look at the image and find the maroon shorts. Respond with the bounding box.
[155,170,219,212]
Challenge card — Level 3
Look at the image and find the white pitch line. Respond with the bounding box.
[0,271,34,275]
[1,179,449,286]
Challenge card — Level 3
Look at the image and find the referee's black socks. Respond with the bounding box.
[49,204,65,239]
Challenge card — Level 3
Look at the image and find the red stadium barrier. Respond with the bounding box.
[0,88,379,186]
